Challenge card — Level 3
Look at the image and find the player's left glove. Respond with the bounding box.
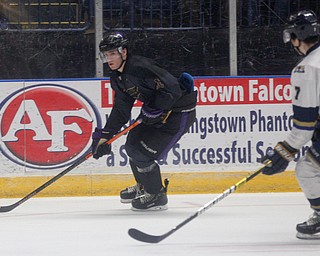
[139,105,164,125]
[259,141,297,175]
[91,128,113,159]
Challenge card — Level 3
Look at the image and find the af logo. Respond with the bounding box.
[0,84,101,169]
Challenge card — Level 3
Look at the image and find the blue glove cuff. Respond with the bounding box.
[92,128,112,140]
[141,106,163,119]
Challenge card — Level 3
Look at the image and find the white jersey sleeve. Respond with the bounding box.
[285,45,320,150]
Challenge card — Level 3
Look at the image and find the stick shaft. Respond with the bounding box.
[173,167,263,233]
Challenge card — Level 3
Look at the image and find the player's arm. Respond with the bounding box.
[260,71,318,175]
[136,62,182,125]
[103,91,135,134]
[91,91,135,159]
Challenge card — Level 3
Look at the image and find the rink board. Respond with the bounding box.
[0,76,304,197]
[0,171,301,198]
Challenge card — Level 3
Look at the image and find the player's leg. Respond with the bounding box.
[123,111,196,210]
[120,159,145,203]
[295,154,320,239]
[125,123,169,210]
[128,158,169,211]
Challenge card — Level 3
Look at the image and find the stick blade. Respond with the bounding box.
[128,228,165,243]
[0,204,17,213]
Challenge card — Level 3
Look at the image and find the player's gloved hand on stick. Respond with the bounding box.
[140,105,164,125]
[259,141,297,175]
[91,128,113,159]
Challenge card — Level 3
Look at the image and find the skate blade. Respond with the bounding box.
[120,199,133,204]
[296,232,320,240]
[131,205,168,211]
[121,194,144,204]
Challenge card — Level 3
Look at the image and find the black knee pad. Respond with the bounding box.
[126,143,154,167]
[136,162,158,173]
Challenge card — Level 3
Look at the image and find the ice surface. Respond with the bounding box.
[0,193,319,256]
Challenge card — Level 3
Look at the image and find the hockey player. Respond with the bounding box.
[260,10,320,239]
[91,32,197,211]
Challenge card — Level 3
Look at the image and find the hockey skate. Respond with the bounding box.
[296,211,320,239]
[131,179,169,211]
[120,183,144,203]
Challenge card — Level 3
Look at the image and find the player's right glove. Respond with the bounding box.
[91,128,113,159]
[139,105,164,125]
[259,141,297,175]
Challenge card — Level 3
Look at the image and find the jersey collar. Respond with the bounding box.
[306,42,320,56]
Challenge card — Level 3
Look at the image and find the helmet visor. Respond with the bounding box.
[283,29,292,43]
[99,47,123,63]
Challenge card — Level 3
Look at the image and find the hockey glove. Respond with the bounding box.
[140,105,164,125]
[260,141,297,175]
[91,128,113,159]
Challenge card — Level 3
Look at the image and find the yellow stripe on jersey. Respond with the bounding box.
[293,118,316,129]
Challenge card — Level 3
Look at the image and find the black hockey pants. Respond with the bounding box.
[125,110,196,194]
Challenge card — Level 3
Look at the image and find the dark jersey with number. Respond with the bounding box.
[103,55,197,135]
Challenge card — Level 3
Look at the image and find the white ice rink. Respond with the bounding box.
[0,193,319,256]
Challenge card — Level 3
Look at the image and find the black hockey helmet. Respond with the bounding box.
[283,10,320,43]
[99,32,128,52]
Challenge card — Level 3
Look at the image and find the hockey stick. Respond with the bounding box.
[0,119,141,213]
[128,164,265,243]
